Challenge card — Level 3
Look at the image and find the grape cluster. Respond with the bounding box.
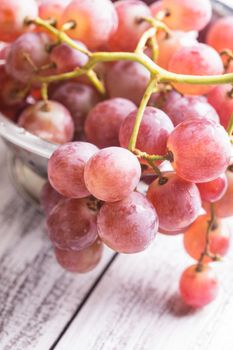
[0,0,233,309]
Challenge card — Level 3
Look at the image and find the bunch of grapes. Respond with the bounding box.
[0,0,233,308]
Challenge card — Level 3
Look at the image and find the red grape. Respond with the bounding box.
[61,0,118,50]
[50,42,88,74]
[150,1,163,16]
[159,91,219,126]
[97,192,158,253]
[203,168,233,218]
[107,0,151,52]
[159,225,190,236]
[119,106,174,160]
[85,98,136,148]
[54,239,103,273]
[47,197,98,251]
[156,30,197,69]
[207,17,233,54]
[207,85,233,129]
[184,214,230,263]
[51,82,101,134]
[197,174,228,203]
[147,172,201,232]
[179,265,219,307]
[6,32,52,84]
[0,0,38,42]
[167,119,232,183]
[18,100,74,144]
[105,61,150,105]
[163,0,212,32]
[168,43,224,95]
[40,182,64,216]
[48,142,99,198]
[84,147,141,202]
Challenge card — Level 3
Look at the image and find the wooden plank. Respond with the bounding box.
[0,141,114,350]
[55,220,233,350]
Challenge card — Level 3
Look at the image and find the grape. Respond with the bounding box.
[167,119,232,183]
[179,265,219,307]
[0,0,38,42]
[51,82,101,134]
[54,239,103,273]
[6,32,52,84]
[163,0,212,32]
[97,192,158,253]
[60,0,118,50]
[147,172,201,232]
[184,215,230,263]
[107,0,151,52]
[48,142,99,198]
[84,147,141,202]
[203,168,233,218]
[105,61,150,105]
[85,98,136,148]
[168,43,224,95]
[47,197,98,251]
[159,91,219,126]
[207,17,233,54]
[39,0,71,25]
[197,174,228,203]
[40,182,64,216]
[156,30,197,69]
[50,42,88,74]
[150,1,163,16]
[119,107,174,160]
[207,85,233,129]
[18,100,74,144]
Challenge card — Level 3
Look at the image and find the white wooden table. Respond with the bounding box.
[0,140,233,350]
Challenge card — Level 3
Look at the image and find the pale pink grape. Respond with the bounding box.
[97,192,158,253]
[48,142,99,198]
[197,174,228,203]
[85,98,136,148]
[40,182,64,216]
[54,239,103,273]
[47,197,98,250]
[84,147,141,202]
[207,17,233,53]
[147,172,201,232]
[179,265,219,308]
[167,119,232,183]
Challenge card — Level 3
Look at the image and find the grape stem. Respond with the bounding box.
[196,203,219,272]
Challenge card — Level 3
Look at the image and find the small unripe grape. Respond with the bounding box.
[207,85,233,129]
[179,265,219,308]
[47,197,98,251]
[0,0,38,42]
[54,239,103,273]
[167,119,232,183]
[119,107,174,160]
[18,100,74,144]
[147,172,201,232]
[184,215,230,263]
[97,192,158,253]
[168,43,224,95]
[108,0,151,52]
[85,98,136,148]
[163,0,212,32]
[197,174,228,203]
[105,61,150,105]
[84,147,141,202]
[60,0,118,50]
[48,142,99,198]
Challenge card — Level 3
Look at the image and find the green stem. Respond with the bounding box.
[227,113,233,136]
[128,78,156,151]
[86,70,106,95]
[135,27,156,54]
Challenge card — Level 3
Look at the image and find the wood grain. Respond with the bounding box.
[55,220,233,350]
[0,141,114,350]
